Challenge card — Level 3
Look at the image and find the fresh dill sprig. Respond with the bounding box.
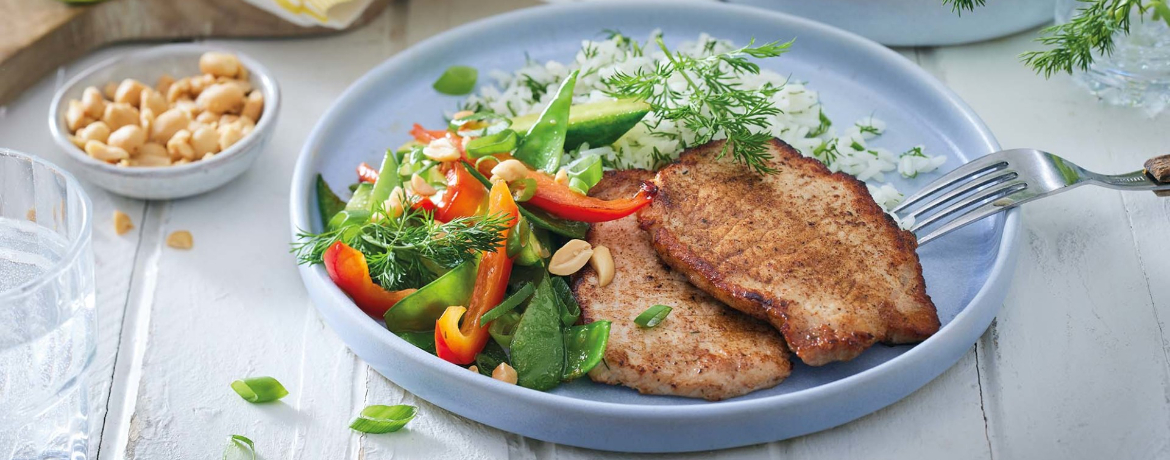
[602,35,794,174]
[946,0,1170,77]
[293,207,510,291]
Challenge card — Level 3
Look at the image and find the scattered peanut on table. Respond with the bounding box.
[113,211,134,235]
[166,231,194,250]
[64,52,264,167]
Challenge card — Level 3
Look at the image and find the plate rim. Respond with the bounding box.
[289,0,1020,441]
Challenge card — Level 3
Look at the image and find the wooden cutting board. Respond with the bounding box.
[0,0,392,105]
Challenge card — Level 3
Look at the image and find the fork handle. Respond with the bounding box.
[1146,154,1170,197]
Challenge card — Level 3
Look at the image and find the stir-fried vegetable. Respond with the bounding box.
[514,70,578,173]
[509,274,566,390]
[322,241,416,317]
[384,259,477,332]
[562,321,611,380]
[315,175,346,225]
[433,65,478,95]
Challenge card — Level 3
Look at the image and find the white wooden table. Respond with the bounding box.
[3,1,1169,458]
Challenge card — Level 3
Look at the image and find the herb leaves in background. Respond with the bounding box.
[603,35,793,174]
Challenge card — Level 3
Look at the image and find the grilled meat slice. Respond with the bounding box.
[638,139,940,366]
[572,169,791,400]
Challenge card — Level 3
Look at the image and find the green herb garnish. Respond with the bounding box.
[603,35,793,174]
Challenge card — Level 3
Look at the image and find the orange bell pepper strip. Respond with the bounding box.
[410,123,452,144]
[466,152,654,223]
[435,181,519,364]
[323,241,415,318]
[433,164,488,222]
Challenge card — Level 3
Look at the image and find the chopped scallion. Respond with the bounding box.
[433,66,478,95]
[230,377,288,403]
[222,434,256,460]
[349,405,417,434]
[510,177,537,203]
[480,282,535,326]
[564,154,603,195]
[634,305,672,328]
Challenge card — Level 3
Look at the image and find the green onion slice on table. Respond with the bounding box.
[634,304,672,328]
[433,65,478,95]
[222,434,256,460]
[349,405,418,434]
[230,376,289,403]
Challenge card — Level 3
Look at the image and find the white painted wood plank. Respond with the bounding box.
[920,32,1170,460]
[0,48,147,457]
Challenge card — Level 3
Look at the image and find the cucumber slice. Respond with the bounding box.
[510,99,650,150]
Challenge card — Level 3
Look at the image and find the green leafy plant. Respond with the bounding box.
[946,0,1170,77]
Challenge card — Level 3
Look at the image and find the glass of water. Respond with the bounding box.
[0,148,96,460]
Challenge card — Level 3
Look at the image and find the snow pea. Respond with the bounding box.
[395,331,436,355]
[316,175,346,227]
[562,321,611,380]
[550,276,580,327]
[509,275,565,391]
[369,149,402,206]
[514,70,579,173]
[474,341,510,377]
[327,182,374,231]
[383,259,477,332]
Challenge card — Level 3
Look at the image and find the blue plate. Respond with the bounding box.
[290,1,1020,452]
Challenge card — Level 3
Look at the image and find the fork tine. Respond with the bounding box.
[904,170,1018,220]
[915,201,1010,245]
[892,156,1009,214]
[910,179,1027,232]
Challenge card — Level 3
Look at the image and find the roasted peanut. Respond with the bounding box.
[490,159,528,183]
[241,91,264,122]
[196,83,245,115]
[173,99,199,117]
[189,74,215,97]
[107,125,146,155]
[81,87,106,119]
[232,115,255,135]
[166,129,195,161]
[139,142,167,158]
[383,186,406,217]
[166,77,192,102]
[65,100,92,132]
[195,111,219,126]
[554,168,569,186]
[468,365,479,374]
[156,74,175,94]
[492,363,518,385]
[151,109,190,143]
[102,82,118,100]
[113,210,134,235]
[166,230,193,249]
[549,239,594,276]
[114,79,146,106]
[134,154,172,167]
[423,137,460,162]
[139,107,155,134]
[102,103,139,131]
[589,245,615,287]
[218,125,244,151]
[199,52,242,78]
[77,121,111,144]
[84,140,130,163]
[190,126,219,157]
[140,88,168,115]
[410,174,437,196]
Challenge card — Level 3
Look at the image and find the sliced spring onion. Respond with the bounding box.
[475,341,510,377]
[474,156,501,171]
[466,130,519,158]
[634,304,672,328]
[489,311,522,347]
[450,113,512,138]
[505,217,531,258]
[509,177,537,203]
[432,66,478,95]
[564,154,603,195]
[551,276,581,327]
[222,434,256,460]
[230,376,289,403]
[480,282,535,326]
[349,405,417,434]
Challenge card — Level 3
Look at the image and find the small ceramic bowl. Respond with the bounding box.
[48,44,280,200]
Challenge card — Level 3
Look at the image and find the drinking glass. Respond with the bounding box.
[0,148,96,460]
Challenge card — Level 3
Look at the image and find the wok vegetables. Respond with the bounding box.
[509,274,566,390]
[562,321,611,380]
[384,260,478,332]
[316,175,346,225]
[509,98,651,151]
[323,241,416,317]
[514,70,578,173]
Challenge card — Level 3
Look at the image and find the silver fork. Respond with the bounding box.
[894,149,1170,244]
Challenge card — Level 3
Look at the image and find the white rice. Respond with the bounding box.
[459,33,947,221]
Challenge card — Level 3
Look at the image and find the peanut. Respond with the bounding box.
[410,174,437,196]
[140,88,168,115]
[84,140,130,163]
[422,137,460,162]
[77,121,111,144]
[589,245,615,287]
[189,74,215,97]
[81,86,106,119]
[166,129,195,161]
[151,109,190,143]
[196,83,245,115]
[492,363,518,385]
[114,79,146,107]
[166,231,193,249]
[490,159,528,183]
[113,210,134,235]
[218,125,244,151]
[199,52,242,78]
[549,239,594,276]
[166,77,192,102]
[65,100,92,132]
[102,103,139,131]
[190,126,219,157]
[554,168,569,186]
[241,91,263,123]
[156,74,175,94]
[140,107,155,134]
[102,82,118,100]
[107,125,146,155]
[139,142,167,159]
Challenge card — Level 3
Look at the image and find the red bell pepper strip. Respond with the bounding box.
[410,123,453,144]
[435,181,519,364]
[323,241,415,318]
[433,164,488,222]
[357,162,379,183]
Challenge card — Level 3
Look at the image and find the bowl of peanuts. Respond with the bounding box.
[48,44,279,200]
